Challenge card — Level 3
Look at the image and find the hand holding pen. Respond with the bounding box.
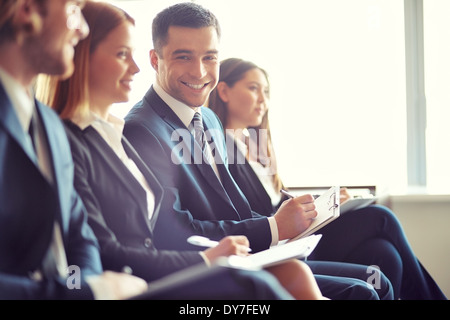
[273,190,318,241]
[280,189,318,219]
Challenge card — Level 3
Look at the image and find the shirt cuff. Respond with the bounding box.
[268,216,279,246]
[198,251,211,267]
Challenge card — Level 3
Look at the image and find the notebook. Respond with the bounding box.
[226,234,322,270]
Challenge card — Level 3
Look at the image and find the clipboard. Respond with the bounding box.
[287,186,340,242]
[340,196,376,214]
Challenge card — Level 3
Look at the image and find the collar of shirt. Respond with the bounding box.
[0,67,34,132]
[72,111,126,159]
[72,111,124,132]
[153,82,200,128]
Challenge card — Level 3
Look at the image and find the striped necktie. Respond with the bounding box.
[192,112,207,153]
[191,112,221,179]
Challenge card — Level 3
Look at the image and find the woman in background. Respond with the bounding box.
[37,2,327,300]
[208,57,446,300]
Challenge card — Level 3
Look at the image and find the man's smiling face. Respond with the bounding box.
[151,25,220,108]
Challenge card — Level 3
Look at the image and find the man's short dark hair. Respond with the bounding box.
[152,2,221,55]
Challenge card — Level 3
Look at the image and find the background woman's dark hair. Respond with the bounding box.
[208,58,269,129]
[209,58,283,191]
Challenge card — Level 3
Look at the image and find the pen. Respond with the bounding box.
[280,189,295,199]
[280,189,320,199]
[187,235,252,252]
[187,235,220,248]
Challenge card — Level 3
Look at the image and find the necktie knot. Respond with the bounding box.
[193,112,202,123]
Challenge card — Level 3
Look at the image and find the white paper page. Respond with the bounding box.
[226,234,322,270]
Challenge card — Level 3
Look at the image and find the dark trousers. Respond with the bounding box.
[135,260,392,300]
[132,263,293,300]
[309,204,447,300]
[307,260,393,300]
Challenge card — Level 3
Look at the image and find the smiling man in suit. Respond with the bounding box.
[124,2,394,300]
[0,0,148,299]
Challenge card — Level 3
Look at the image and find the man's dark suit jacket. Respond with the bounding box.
[0,83,102,299]
[63,121,205,282]
[124,86,271,253]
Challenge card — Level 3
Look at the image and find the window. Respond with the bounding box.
[423,0,450,194]
[107,0,447,195]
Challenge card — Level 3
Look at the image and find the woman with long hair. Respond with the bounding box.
[209,57,446,300]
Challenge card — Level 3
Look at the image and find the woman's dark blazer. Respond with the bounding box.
[227,140,286,217]
[63,121,204,282]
